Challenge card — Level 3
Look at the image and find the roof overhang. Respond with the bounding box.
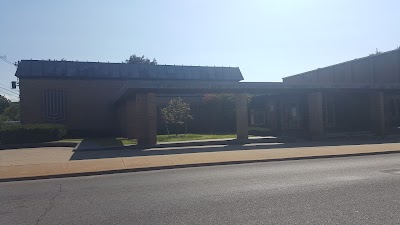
[113,80,400,104]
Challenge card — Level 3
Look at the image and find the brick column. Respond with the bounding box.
[308,92,324,138]
[119,101,127,137]
[125,98,136,139]
[235,93,248,141]
[136,93,157,146]
[370,92,385,135]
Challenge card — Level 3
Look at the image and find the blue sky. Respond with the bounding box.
[1,0,399,101]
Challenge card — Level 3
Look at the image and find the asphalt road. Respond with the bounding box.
[1,153,400,225]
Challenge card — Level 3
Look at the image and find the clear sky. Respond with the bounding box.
[1,0,399,101]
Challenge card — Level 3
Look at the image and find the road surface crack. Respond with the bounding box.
[34,183,62,225]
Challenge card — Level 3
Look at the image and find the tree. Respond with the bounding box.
[200,94,236,133]
[125,54,157,65]
[2,102,20,121]
[369,48,383,56]
[192,94,252,133]
[0,95,11,114]
[161,97,192,135]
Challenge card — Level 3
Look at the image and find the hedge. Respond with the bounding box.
[0,124,67,144]
[249,126,272,136]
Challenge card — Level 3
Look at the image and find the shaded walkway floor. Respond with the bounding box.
[1,138,400,181]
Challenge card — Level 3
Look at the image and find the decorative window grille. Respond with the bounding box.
[43,89,66,123]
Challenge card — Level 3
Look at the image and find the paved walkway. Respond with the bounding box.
[1,140,400,181]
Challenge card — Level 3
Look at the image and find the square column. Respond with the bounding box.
[370,92,385,135]
[118,101,127,137]
[308,92,324,138]
[125,98,136,139]
[136,93,157,146]
[235,93,248,141]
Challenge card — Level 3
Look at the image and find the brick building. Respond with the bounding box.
[249,49,400,137]
[15,61,243,144]
[15,48,400,145]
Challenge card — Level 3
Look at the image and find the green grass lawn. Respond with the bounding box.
[60,133,236,147]
[156,133,236,143]
[118,138,136,146]
[59,138,84,143]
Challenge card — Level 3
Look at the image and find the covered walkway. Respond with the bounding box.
[113,80,399,146]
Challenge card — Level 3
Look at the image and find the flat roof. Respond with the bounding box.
[15,60,243,81]
[283,48,400,81]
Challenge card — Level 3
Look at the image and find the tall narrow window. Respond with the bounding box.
[43,89,66,123]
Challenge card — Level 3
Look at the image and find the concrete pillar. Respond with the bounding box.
[235,93,248,141]
[308,92,324,138]
[370,92,385,135]
[136,93,157,146]
[119,101,127,137]
[126,98,136,139]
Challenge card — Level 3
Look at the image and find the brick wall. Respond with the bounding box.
[19,78,126,135]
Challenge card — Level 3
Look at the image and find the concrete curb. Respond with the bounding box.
[0,142,77,150]
[2,149,400,183]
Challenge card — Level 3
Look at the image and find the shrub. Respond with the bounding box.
[0,124,67,144]
[249,126,272,136]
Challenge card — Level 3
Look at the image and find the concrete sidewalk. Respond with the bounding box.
[1,141,400,182]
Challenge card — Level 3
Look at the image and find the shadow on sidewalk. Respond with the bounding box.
[69,136,400,161]
[75,138,124,151]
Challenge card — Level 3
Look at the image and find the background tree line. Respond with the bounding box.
[0,95,20,122]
